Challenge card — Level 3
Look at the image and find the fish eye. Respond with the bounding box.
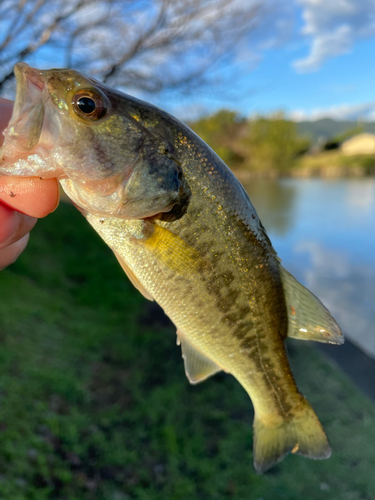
[77,97,96,114]
[72,90,108,121]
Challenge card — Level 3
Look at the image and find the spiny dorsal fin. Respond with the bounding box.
[279,265,343,345]
[177,330,222,384]
[113,250,154,301]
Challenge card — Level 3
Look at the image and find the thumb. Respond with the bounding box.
[0,177,60,218]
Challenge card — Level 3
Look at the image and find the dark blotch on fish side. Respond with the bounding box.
[153,171,191,222]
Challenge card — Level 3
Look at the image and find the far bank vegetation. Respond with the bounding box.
[189,110,375,179]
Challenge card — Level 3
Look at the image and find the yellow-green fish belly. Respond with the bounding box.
[86,213,305,424]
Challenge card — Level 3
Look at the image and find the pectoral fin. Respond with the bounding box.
[177,330,222,384]
[279,265,343,344]
[113,250,154,301]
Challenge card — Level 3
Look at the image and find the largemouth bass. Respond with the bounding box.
[0,63,343,473]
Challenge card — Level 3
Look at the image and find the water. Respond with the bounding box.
[242,178,375,358]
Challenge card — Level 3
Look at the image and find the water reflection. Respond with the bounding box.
[242,179,297,235]
[296,241,375,358]
[242,178,375,358]
[346,178,375,213]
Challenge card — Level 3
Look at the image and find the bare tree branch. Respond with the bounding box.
[0,0,271,96]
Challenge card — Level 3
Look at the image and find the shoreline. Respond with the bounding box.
[233,165,375,182]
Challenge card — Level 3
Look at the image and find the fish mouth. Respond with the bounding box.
[14,63,46,113]
[7,63,60,154]
[10,63,47,151]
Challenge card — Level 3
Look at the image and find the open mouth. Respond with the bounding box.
[13,63,46,117]
[0,63,63,179]
[0,98,13,148]
[8,63,47,151]
[6,63,61,157]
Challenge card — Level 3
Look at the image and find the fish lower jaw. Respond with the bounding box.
[59,178,123,218]
[0,149,62,179]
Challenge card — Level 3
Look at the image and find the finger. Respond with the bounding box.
[0,203,37,249]
[0,177,60,218]
[0,101,60,217]
[0,233,30,271]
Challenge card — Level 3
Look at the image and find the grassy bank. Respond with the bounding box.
[0,203,374,499]
[233,151,375,182]
[292,151,375,177]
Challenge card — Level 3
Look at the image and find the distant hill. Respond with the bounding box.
[296,118,375,144]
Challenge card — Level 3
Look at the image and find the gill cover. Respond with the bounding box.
[120,137,190,219]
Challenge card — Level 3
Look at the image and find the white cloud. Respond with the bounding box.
[294,0,375,72]
[290,100,375,121]
[294,24,353,72]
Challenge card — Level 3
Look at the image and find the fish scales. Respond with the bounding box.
[86,133,298,420]
[0,63,343,473]
[160,125,296,416]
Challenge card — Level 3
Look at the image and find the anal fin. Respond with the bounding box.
[279,265,343,345]
[177,329,222,384]
[113,250,153,301]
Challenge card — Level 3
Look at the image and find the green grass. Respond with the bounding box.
[0,203,374,499]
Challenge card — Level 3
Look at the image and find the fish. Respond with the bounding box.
[0,63,343,473]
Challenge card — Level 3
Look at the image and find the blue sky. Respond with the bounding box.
[2,0,374,122]
[164,0,375,121]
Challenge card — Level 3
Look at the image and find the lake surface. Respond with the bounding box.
[242,178,375,358]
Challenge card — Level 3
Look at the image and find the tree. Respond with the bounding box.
[0,0,266,96]
[190,110,311,172]
[189,109,246,168]
[242,113,310,171]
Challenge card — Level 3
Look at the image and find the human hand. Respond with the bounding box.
[0,97,59,270]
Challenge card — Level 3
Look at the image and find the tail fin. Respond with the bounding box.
[253,398,331,473]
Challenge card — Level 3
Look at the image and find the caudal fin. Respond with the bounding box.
[253,398,331,473]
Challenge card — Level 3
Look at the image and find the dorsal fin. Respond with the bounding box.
[279,265,343,345]
[177,330,222,384]
[113,250,154,301]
